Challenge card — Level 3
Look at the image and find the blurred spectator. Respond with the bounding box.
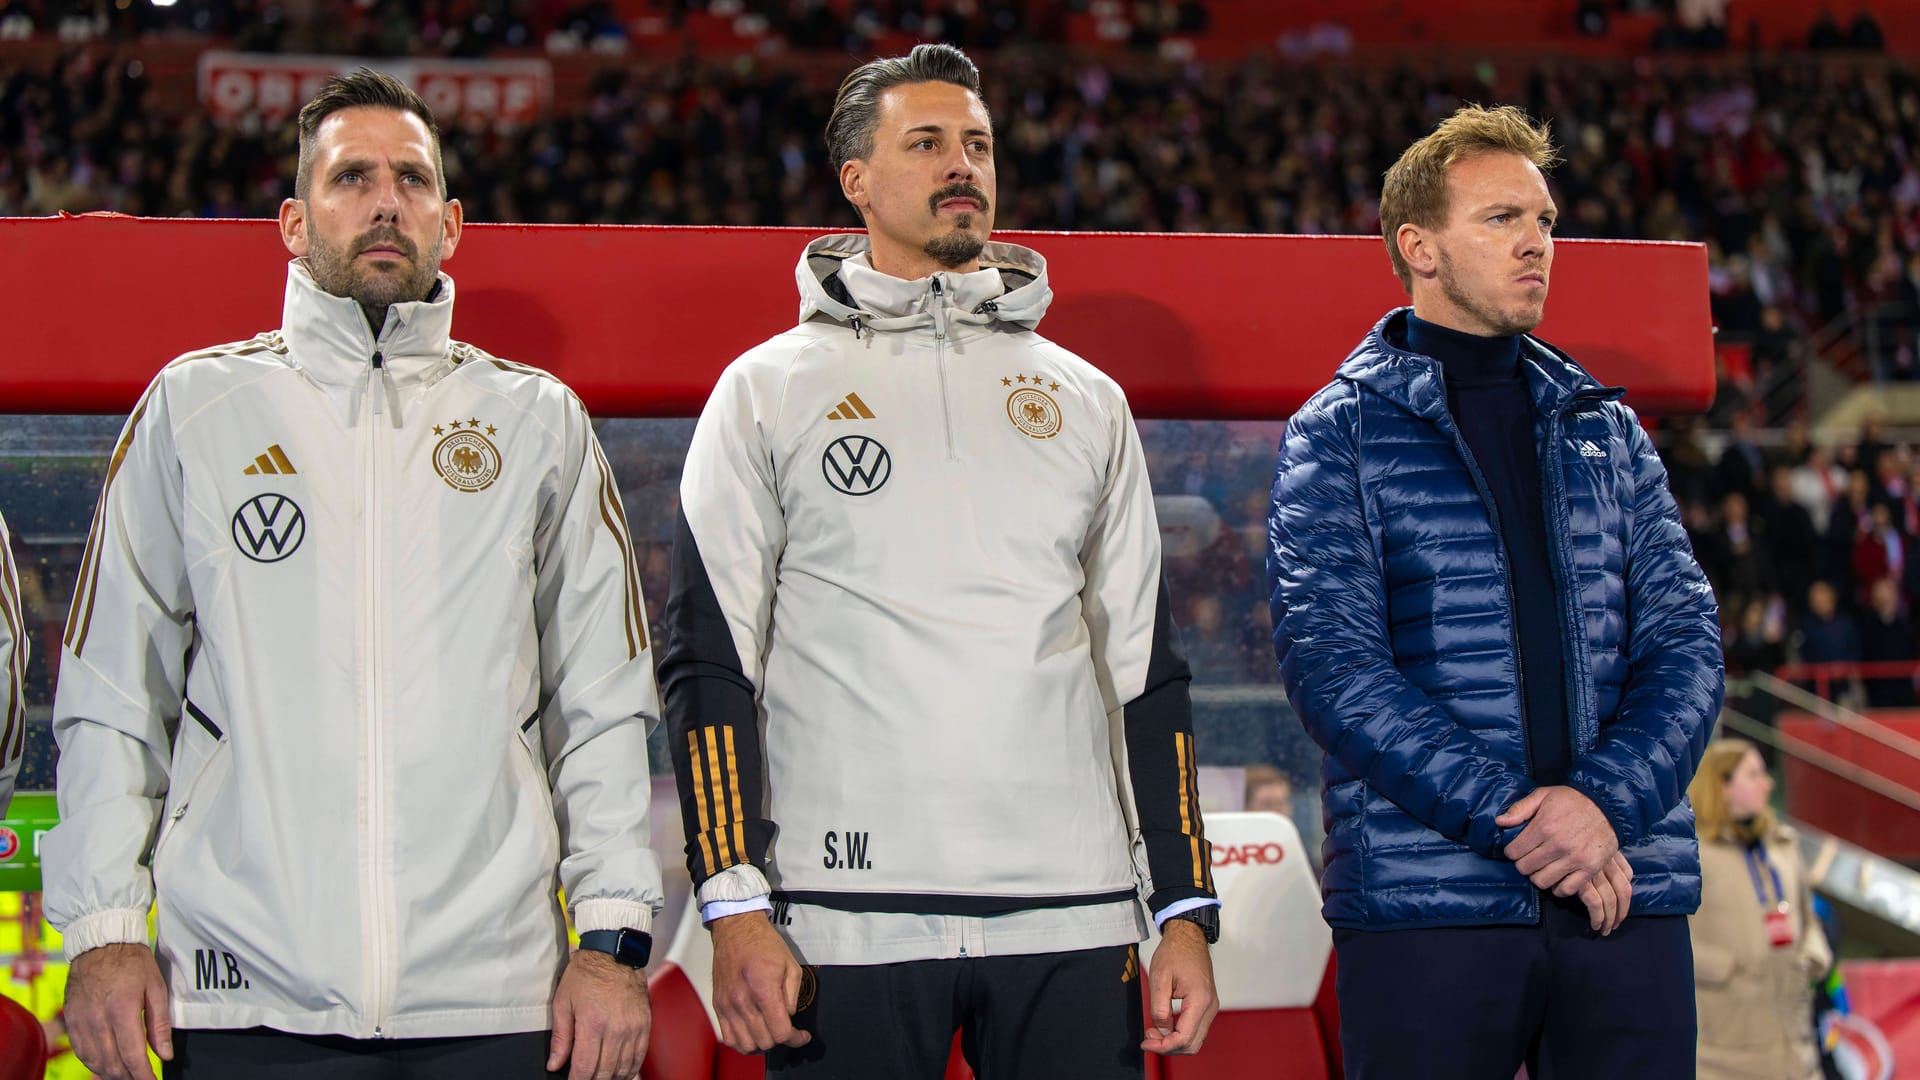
[1849,501,1904,607]
[1182,593,1249,682]
[1702,491,1776,610]
[1848,4,1886,52]
[1689,738,1831,1080]
[1727,595,1789,678]
[1859,576,1917,706]
[1808,7,1847,49]
[1789,444,1846,532]
[1757,466,1819,615]
[1243,763,1294,818]
[1796,580,1860,680]
[1717,412,1768,502]
[1158,494,1253,602]
[1824,470,1875,592]
[1857,416,1891,484]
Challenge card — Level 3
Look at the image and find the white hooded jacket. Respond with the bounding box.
[660,235,1215,965]
[43,261,663,1038]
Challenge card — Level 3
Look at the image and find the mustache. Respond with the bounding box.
[929,183,990,216]
[354,228,417,260]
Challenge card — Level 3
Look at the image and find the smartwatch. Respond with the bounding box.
[1163,905,1220,945]
[578,928,653,968]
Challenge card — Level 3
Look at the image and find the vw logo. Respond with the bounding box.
[231,493,306,563]
[822,435,891,496]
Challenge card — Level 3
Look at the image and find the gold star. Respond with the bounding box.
[1032,374,1044,385]
[433,425,444,435]
[1049,382,1060,392]
[1001,377,1012,386]
[449,419,462,429]
[1016,374,1028,384]
[486,425,497,436]
[469,417,480,427]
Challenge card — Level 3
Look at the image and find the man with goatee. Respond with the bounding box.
[662,43,1220,1080]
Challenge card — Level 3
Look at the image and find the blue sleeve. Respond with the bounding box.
[1268,391,1531,859]
[1563,412,1722,845]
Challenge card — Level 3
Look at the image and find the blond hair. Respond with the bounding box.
[1379,104,1561,293]
[1689,737,1776,845]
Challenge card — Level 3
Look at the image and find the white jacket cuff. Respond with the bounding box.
[696,863,772,905]
[63,909,149,961]
[573,898,654,935]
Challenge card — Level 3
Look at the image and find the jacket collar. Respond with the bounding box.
[1335,307,1623,420]
[794,232,1053,334]
[280,258,456,388]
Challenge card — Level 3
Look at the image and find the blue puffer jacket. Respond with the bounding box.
[1268,310,1722,930]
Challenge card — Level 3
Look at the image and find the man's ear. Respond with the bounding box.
[840,159,870,216]
[439,198,464,261]
[1397,222,1436,280]
[279,197,308,257]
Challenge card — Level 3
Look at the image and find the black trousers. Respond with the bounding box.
[768,944,1144,1080]
[1334,896,1696,1080]
[163,1027,555,1079]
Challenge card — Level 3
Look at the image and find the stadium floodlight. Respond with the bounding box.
[151,0,178,7]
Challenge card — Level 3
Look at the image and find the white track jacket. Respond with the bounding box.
[0,511,24,814]
[660,235,1215,965]
[43,261,663,1038]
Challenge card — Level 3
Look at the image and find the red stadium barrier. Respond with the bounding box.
[0,215,1713,419]
[1781,709,1920,859]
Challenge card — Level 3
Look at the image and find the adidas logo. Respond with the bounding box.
[243,444,298,475]
[826,392,876,421]
[1576,439,1608,459]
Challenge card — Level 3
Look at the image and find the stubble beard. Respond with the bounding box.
[306,221,443,329]
[1437,248,1545,337]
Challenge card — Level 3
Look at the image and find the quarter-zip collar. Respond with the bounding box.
[280,258,457,389]
[795,232,1053,334]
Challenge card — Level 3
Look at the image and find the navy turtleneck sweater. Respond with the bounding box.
[1405,313,1571,786]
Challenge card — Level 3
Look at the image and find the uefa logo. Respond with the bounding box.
[0,826,18,861]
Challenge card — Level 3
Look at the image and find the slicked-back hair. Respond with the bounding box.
[294,68,447,200]
[1379,103,1560,293]
[825,42,986,180]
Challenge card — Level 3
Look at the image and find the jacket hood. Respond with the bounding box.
[794,232,1053,333]
[1335,307,1623,419]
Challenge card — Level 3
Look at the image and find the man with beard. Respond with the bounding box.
[1268,105,1721,1078]
[45,70,662,1080]
[660,44,1219,1079]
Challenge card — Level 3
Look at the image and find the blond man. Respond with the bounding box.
[1267,105,1720,1077]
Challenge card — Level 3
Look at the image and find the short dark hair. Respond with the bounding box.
[824,43,985,176]
[294,68,447,200]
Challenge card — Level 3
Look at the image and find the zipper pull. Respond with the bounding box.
[930,276,947,340]
[370,351,386,417]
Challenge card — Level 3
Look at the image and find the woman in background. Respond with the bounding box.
[1690,737,1832,1080]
